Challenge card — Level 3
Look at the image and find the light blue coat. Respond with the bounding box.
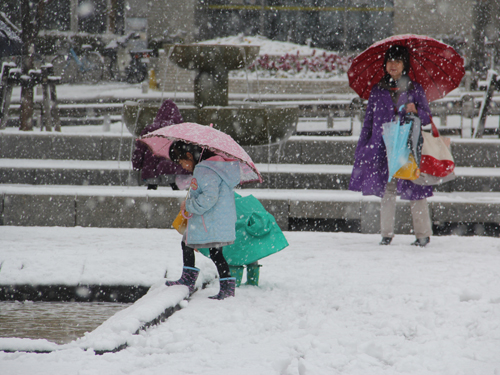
[185,159,240,246]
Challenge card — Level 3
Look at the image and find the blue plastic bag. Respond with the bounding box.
[382,107,413,182]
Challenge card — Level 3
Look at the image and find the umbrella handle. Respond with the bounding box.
[397,105,406,126]
[429,116,440,138]
[181,209,192,219]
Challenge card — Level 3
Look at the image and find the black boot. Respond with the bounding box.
[380,237,392,245]
[165,266,199,295]
[209,277,236,300]
[411,237,430,247]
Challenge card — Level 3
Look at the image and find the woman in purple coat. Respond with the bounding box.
[349,45,433,247]
[132,100,191,190]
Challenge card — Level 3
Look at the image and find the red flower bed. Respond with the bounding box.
[247,50,353,76]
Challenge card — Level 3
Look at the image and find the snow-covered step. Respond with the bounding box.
[2,158,500,193]
[0,158,139,187]
[2,132,500,168]
[251,163,500,193]
[0,131,135,162]
[73,283,189,354]
[1,184,500,235]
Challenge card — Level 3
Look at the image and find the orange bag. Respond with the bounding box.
[393,153,420,180]
[172,210,189,235]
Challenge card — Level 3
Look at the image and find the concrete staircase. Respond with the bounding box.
[2,133,500,192]
[2,130,500,236]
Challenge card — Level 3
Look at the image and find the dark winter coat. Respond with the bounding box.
[349,79,433,200]
[132,100,190,180]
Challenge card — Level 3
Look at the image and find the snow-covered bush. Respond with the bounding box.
[246,50,353,79]
[199,35,353,79]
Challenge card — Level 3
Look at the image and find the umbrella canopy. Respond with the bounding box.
[348,34,465,102]
[382,119,412,182]
[139,122,263,184]
[0,20,22,58]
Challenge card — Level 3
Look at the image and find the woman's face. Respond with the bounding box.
[386,59,404,80]
[179,152,195,172]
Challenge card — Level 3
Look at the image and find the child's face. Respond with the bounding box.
[179,152,195,172]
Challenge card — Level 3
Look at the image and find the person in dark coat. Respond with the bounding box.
[132,99,191,189]
[349,45,433,247]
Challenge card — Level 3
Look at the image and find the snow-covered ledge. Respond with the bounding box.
[0,283,191,354]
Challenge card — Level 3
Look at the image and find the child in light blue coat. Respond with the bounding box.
[165,141,240,299]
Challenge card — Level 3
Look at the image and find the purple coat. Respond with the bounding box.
[349,81,433,200]
[132,100,190,180]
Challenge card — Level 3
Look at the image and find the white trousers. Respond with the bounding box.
[380,179,433,239]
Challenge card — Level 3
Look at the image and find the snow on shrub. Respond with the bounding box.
[234,50,352,79]
[199,35,353,80]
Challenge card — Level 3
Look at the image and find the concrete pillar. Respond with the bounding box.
[470,0,490,72]
[70,0,78,33]
[107,0,113,34]
[490,0,500,67]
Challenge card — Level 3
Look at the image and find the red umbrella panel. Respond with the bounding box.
[348,34,465,102]
[139,122,263,184]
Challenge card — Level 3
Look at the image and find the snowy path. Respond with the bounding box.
[5,158,500,181]
[3,183,500,205]
[1,226,500,374]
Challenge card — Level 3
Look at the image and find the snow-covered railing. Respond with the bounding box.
[474,70,500,138]
[0,62,61,131]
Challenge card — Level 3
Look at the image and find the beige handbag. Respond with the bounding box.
[413,119,456,185]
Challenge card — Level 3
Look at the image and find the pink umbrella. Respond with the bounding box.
[139,122,263,184]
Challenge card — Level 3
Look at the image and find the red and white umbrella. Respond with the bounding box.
[139,122,263,184]
[348,34,465,102]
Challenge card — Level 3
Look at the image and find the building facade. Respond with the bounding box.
[2,0,498,61]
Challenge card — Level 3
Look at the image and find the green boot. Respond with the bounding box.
[246,263,262,286]
[228,265,244,287]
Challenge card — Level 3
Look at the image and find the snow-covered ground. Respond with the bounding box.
[1,226,500,374]
[199,34,333,57]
